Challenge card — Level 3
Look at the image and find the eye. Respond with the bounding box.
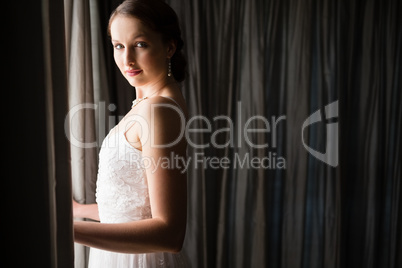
[135,42,148,48]
[114,44,124,50]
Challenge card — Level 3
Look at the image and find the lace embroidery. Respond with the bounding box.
[96,128,151,223]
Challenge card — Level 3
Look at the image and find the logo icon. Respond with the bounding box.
[302,100,338,167]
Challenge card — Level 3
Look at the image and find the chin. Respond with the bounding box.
[126,76,144,88]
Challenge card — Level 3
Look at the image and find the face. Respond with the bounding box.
[110,16,174,88]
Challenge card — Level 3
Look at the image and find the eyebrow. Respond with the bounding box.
[111,34,147,43]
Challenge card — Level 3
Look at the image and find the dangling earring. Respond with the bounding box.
[168,59,172,77]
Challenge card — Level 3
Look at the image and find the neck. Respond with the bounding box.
[135,76,175,99]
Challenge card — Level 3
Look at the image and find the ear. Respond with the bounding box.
[166,39,177,58]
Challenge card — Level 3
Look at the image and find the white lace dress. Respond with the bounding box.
[88,125,188,267]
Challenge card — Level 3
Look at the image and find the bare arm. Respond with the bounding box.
[73,98,187,253]
[74,216,183,253]
[73,200,100,222]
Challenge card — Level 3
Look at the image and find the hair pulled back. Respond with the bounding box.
[108,0,187,82]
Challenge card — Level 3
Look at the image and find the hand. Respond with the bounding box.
[72,199,82,218]
[72,199,100,221]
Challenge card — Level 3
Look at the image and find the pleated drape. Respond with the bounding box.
[166,0,401,267]
[64,0,110,266]
[44,0,75,267]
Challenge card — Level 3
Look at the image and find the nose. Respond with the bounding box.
[123,47,136,67]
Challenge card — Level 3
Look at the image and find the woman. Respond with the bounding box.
[72,0,189,266]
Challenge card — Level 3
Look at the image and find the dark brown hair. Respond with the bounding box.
[108,0,187,82]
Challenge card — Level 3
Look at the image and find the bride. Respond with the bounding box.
[72,0,189,266]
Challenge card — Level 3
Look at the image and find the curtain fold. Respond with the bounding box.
[166,0,401,267]
[64,0,110,266]
[65,0,96,266]
[43,0,75,267]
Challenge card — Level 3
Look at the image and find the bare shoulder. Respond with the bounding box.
[138,96,187,149]
[138,96,187,124]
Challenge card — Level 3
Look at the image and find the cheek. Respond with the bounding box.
[114,52,124,70]
[140,51,166,72]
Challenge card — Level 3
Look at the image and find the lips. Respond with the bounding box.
[126,69,143,76]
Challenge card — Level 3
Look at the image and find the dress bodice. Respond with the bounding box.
[96,126,151,223]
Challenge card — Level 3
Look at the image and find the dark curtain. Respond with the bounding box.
[5,0,74,267]
[96,0,401,267]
